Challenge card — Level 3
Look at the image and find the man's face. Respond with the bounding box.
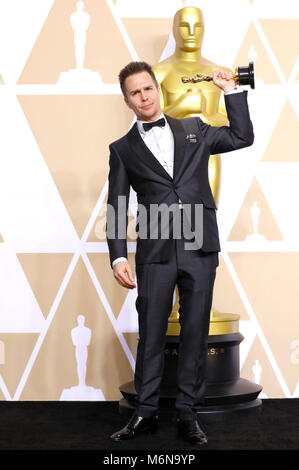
[124,71,162,122]
[173,8,204,51]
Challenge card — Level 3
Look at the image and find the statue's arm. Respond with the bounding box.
[161,97,184,117]
[152,66,168,112]
[153,68,204,117]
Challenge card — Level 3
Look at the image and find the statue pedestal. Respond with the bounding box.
[57,68,102,87]
[60,385,105,401]
[118,312,262,422]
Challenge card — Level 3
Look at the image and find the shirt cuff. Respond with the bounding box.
[112,257,128,268]
[224,87,243,95]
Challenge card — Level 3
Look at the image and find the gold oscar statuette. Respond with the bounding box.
[181,62,255,88]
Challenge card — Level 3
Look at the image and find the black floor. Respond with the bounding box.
[0,399,298,460]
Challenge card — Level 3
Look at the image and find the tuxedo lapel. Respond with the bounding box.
[127,123,172,181]
[165,114,186,182]
[127,116,186,182]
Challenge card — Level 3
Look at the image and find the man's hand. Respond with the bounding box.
[113,260,136,289]
[212,70,236,93]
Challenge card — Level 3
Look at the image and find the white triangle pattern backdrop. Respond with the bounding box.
[0,0,298,401]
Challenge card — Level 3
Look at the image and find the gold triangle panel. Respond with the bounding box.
[233,22,280,83]
[87,252,136,321]
[259,19,299,80]
[262,99,299,162]
[0,334,39,398]
[17,94,132,238]
[122,18,173,65]
[88,192,109,243]
[17,0,132,84]
[123,332,138,361]
[213,254,250,320]
[87,193,137,243]
[16,254,73,319]
[0,233,4,243]
[241,336,285,398]
[20,256,133,400]
[229,252,299,393]
[228,176,283,241]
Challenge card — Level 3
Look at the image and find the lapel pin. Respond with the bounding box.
[186,134,198,143]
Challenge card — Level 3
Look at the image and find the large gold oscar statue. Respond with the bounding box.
[152,6,239,336]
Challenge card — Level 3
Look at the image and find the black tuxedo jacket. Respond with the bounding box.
[106,91,254,268]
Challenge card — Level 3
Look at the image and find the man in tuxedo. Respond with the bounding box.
[106,61,254,444]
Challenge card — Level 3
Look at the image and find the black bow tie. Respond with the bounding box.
[143,117,166,131]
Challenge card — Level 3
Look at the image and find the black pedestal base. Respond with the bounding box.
[118,332,263,422]
[118,378,262,422]
[119,397,262,423]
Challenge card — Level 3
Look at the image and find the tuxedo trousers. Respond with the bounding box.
[134,212,219,420]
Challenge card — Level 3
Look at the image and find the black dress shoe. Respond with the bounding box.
[177,415,208,445]
[110,412,158,441]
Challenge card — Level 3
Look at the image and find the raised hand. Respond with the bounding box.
[212,70,236,92]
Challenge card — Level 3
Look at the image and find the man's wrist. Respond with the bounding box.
[224,86,243,95]
[112,257,128,268]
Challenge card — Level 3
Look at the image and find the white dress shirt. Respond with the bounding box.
[137,112,176,181]
[111,88,243,268]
